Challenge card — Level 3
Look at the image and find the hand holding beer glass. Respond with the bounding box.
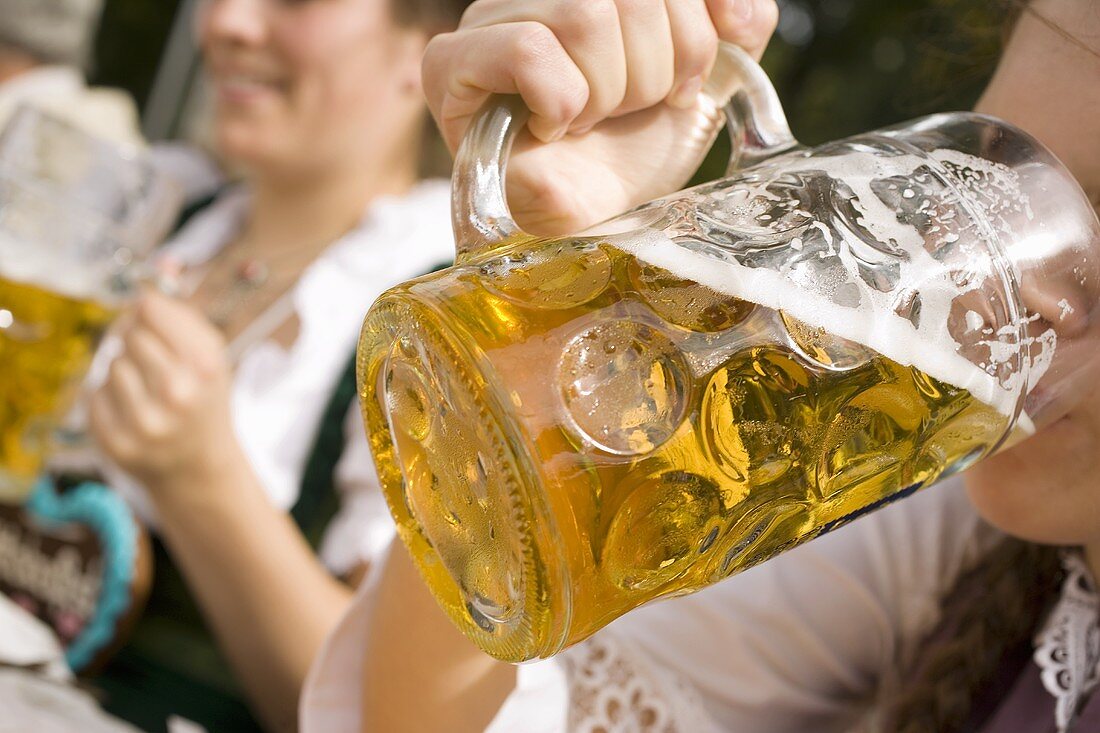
[0,107,180,503]
[357,46,1100,662]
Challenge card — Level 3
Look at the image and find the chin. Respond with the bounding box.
[965,477,1066,545]
[964,415,1100,546]
[214,120,281,171]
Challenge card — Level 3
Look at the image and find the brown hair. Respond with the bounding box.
[391,0,472,32]
[390,0,474,178]
[883,539,1062,732]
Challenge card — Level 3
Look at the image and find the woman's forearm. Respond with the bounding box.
[151,450,352,733]
[360,544,516,733]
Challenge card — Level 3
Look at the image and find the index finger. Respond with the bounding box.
[706,0,779,60]
[133,288,225,366]
[423,24,592,150]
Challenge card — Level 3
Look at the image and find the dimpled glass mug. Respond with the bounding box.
[0,107,181,503]
[357,45,1100,662]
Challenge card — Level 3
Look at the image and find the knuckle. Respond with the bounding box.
[680,27,720,76]
[555,80,590,121]
[137,414,169,443]
[557,0,616,40]
[162,378,193,410]
[422,32,455,76]
[107,358,129,384]
[755,0,780,35]
[456,2,479,28]
[509,23,590,120]
[509,22,559,69]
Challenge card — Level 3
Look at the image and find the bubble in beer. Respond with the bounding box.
[480,240,613,310]
[559,321,690,455]
[780,312,874,371]
[602,470,724,591]
[628,259,755,332]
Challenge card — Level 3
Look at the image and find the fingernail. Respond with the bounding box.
[529,118,570,143]
[669,76,705,110]
[730,0,754,21]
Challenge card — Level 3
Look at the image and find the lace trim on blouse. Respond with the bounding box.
[560,634,719,733]
[559,552,1100,733]
[1034,551,1100,733]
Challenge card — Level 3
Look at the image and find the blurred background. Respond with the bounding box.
[95,0,1007,173]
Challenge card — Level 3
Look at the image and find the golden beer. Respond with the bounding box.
[358,44,1100,663]
[359,237,1011,662]
[0,274,116,500]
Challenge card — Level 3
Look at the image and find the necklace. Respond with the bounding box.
[181,228,335,333]
[205,258,272,330]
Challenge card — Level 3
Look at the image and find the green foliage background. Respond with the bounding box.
[90,0,182,111]
[692,0,1009,183]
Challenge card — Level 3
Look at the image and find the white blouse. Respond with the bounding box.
[99,176,455,574]
[301,476,1005,731]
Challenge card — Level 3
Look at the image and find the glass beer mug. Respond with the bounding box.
[358,46,1100,661]
[0,106,180,503]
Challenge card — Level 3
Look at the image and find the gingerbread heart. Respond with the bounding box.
[0,479,150,673]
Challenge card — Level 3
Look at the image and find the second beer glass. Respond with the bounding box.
[0,107,180,502]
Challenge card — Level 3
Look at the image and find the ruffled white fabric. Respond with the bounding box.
[1034,551,1100,733]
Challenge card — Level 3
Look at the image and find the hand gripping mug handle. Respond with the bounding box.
[451,43,798,262]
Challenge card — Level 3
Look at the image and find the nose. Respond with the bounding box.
[197,0,268,48]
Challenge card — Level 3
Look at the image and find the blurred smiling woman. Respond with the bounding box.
[85,1,470,731]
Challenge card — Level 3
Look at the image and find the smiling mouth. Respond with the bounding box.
[207,63,289,102]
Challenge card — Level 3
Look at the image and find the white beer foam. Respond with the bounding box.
[609,148,1050,422]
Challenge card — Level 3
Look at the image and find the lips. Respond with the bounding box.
[218,76,273,100]
[207,62,287,105]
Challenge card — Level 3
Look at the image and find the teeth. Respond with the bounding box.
[219,74,274,88]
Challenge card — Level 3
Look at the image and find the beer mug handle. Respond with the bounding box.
[452,43,797,261]
[716,45,798,172]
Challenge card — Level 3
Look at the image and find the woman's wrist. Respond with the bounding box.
[146,441,264,526]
